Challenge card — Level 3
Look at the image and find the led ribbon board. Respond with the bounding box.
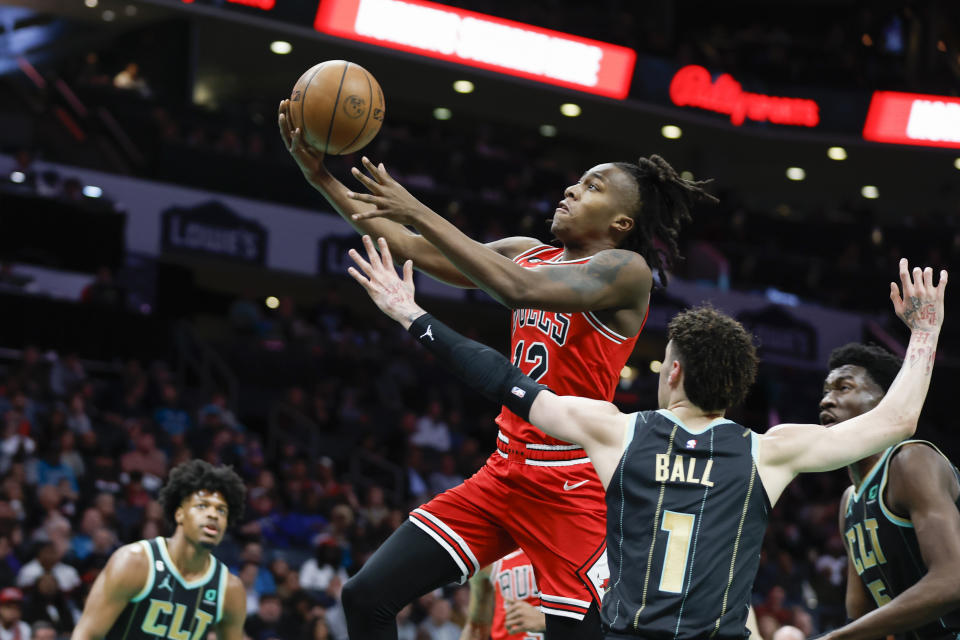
[863,91,960,149]
[313,0,636,99]
[669,65,820,127]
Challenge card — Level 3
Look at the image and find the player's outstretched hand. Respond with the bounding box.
[348,235,425,329]
[890,258,947,333]
[347,157,433,225]
[278,99,327,182]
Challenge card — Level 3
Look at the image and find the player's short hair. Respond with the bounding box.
[159,460,246,527]
[827,343,902,392]
[667,305,758,412]
[614,156,718,288]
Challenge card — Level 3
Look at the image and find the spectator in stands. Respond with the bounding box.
[228,291,264,336]
[239,562,261,615]
[0,415,34,476]
[396,604,416,640]
[410,400,451,452]
[0,537,17,589]
[418,598,460,640]
[237,541,277,596]
[15,541,79,593]
[58,431,85,483]
[48,354,85,399]
[245,593,283,640]
[153,383,191,442]
[428,454,463,496]
[303,615,331,640]
[32,443,78,493]
[80,267,125,309]
[112,62,150,97]
[65,393,93,438]
[12,348,47,400]
[0,588,29,640]
[299,540,348,593]
[28,621,54,640]
[120,432,168,479]
[20,573,76,635]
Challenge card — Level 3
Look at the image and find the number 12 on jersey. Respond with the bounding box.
[512,340,549,381]
[659,511,695,593]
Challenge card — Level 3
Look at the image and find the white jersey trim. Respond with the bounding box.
[512,244,554,263]
[582,311,627,344]
[409,516,469,581]
[524,457,591,467]
[526,442,582,451]
[540,594,591,607]
[540,606,585,620]
[411,508,481,575]
[498,431,510,444]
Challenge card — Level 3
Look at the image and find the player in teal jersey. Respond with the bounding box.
[71,461,247,640]
[347,235,946,640]
[818,343,960,640]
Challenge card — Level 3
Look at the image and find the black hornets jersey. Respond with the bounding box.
[842,440,960,640]
[603,410,770,640]
[106,537,228,640]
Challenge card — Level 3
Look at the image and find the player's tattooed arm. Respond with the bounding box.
[757,259,946,502]
[71,543,150,640]
[460,566,494,640]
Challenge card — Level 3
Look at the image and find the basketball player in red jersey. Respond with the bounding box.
[461,550,546,640]
[279,99,717,640]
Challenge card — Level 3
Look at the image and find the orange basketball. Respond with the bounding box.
[288,60,385,155]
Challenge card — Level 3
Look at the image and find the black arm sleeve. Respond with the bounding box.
[409,313,549,421]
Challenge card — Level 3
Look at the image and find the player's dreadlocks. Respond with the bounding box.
[828,343,902,392]
[159,460,246,527]
[614,155,718,287]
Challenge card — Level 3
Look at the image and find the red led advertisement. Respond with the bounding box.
[313,0,636,99]
[863,90,960,149]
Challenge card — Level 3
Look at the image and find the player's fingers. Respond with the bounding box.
[361,156,384,184]
[379,162,395,183]
[351,166,382,192]
[347,248,374,277]
[346,266,372,291]
[351,206,390,221]
[923,266,933,290]
[898,258,910,291]
[938,270,948,297]
[402,259,414,285]
[377,237,395,268]
[361,234,382,268]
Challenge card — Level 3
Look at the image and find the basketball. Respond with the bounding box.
[287,60,385,156]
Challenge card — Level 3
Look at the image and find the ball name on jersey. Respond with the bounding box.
[513,309,570,347]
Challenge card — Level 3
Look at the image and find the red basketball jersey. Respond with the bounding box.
[496,245,644,446]
[491,550,543,640]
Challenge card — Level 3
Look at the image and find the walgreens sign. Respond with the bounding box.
[313,0,636,98]
[863,91,960,149]
[669,65,820,127]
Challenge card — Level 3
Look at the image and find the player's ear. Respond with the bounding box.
[668,359,682,386]
[615,212,635,233]
[175,504,184,526]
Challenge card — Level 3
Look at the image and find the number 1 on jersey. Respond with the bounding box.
[659,511,695,593]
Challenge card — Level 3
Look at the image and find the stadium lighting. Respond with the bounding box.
[861,185,879,199]
[538,124,557,137]
[680,171,694,181]
[433,107,452,120]
[10,171,25,183]
[827,146,847,160]
[270,41,292,55]
[786,167,806,181]
[265,296,280,309]
[84,0,98,7]
[620,365,637,381]
[452,80,474,94]
[559,103,581,117]
[649,360,662,374]
[102,9,115,20]
[954,157,960,170]
[661,125,682,139]
[82,185,102,198]
[125,4,137,15]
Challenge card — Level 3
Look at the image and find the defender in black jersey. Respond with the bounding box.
[818,343,960,640]
[72,461,247,640]
[348,237,947,640]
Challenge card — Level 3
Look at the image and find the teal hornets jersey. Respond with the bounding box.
[842,440,960,640]
[105,537,228,640]
[603,410,769,640]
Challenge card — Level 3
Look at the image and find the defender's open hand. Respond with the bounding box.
[890,258,947,333]
[347,235,424,328]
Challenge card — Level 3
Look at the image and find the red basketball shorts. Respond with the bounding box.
[409,433,609,620]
